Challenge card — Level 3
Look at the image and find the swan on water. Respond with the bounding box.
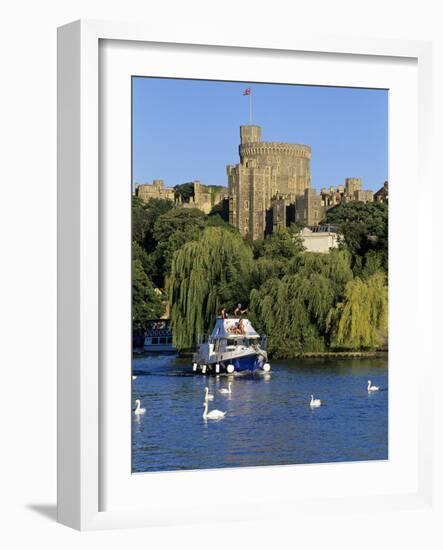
[204,386,214,401]
[310,395,322,408]
[219,382,232,395]
[202,401,226,420]
[134,399,146,415]
[132,375,137,380]
[367,380,380,392]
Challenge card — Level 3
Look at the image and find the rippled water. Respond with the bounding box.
[132,354,388,472]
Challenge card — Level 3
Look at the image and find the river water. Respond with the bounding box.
[132,354,388,472]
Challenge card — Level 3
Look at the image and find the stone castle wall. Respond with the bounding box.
[135,179,227,215]
[135,179,175,202]
[178,181,226,215]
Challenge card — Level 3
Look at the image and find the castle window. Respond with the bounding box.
[244,200,249,209]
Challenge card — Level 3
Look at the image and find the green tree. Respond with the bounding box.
[250,257,288,289]
[326,271,388,349]
[150,208,208,285]
[253,226,305,260]
[249,274,328,358]
[168,227,254,349]
[208,199,229,222]
[353,249,385,280]
[132,259,164,328]
[285,249,353,295]
[323,201,388,270]
[152,225,202,283]
[153,207,206,243]
[132,196,148,245]
[205,213,234,229]
[131,196,174,252]
[132,241,155,279]
[249,250,354,356]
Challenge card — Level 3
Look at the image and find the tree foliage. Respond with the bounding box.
[253,225,305,260]
[168,227,254,349]
[152,226,202,280]
[249,250,353,357]
[153,208,206,243]
[249,274,329,357]
[132,259,164,327]
[323,201,388,271]
[326,271,388,349]
[132,241,155,279]
[285,250,353,295]
[132,196,174,252]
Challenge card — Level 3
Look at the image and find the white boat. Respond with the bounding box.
[192,318,270,375]
[143,320,176,353]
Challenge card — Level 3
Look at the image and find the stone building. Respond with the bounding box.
[300,225,339,253]
[134,179,175,202]
[374,181,389,203]
[227,125,311,240]
[176,180,227,215]
[227,125,380,240]
[135,179,227,215]
[295,188,326,226]
[320,177,374,207]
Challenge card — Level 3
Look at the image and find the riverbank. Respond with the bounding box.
[173,349,387,359]
[300,350,386,358]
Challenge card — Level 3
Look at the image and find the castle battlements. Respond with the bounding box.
[240,142,311,159]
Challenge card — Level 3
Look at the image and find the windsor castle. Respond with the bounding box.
[134,125,388,240]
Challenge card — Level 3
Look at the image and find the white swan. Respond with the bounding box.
[202,401,226,420]
[134,399,146,415]
[310,394,322,408]
[219,382,232,395]
[367,380,380,392]
[204,387,214,401]
[132,375,137,380]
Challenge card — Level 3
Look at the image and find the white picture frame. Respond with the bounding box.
[57,19,434,531]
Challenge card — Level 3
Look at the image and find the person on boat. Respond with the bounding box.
[237,318,246,335]
[228,318,246,335]
[220,306,228,319]
[234,303,248,316]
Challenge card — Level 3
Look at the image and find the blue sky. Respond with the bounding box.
[132,77,388,192]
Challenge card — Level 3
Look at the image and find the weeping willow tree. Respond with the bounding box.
[285,249,353,295]
[167,227,254,349]
[249,271,336,358]
[250,257,288,289]
[326,271,388,349]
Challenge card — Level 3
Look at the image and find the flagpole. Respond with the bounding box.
[249,91,252,125]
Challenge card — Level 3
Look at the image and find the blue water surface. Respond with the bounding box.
[132,354,388,472]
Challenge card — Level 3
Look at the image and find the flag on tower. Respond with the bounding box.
[243,88,251,96]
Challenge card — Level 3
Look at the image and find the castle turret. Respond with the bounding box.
[240,125,261,144]
[228,124,312,240]
[345,177,362,197]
